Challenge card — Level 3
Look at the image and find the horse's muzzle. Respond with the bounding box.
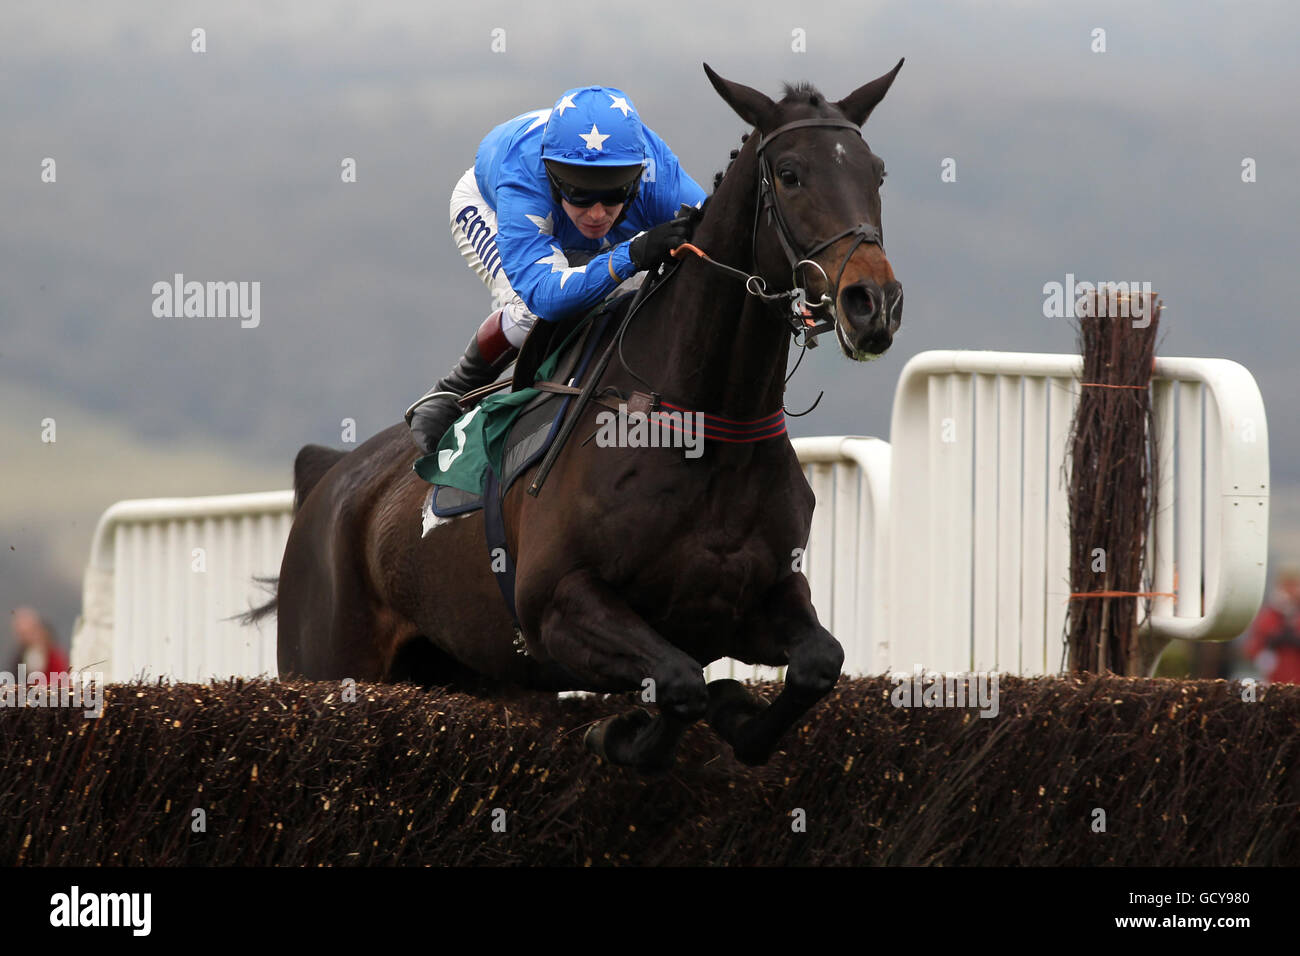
[838,280,903,358]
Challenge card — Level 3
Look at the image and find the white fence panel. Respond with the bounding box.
[888,350,1269,676]
[72,493,293,682]
[1148,358,1270,640]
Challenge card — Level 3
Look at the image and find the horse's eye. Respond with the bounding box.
[778,168,800,187]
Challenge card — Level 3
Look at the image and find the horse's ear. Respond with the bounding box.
[835,58,905,126]
[703,63,778,131]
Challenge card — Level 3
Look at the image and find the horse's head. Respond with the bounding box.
[703,61,904,359]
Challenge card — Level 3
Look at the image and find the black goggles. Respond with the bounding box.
[547,170,640,208]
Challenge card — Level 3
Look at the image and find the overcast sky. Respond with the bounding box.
[3,0,1298,638]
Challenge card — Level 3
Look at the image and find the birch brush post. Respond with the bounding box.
[1066,288,1162,674]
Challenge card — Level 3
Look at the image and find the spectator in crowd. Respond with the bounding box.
[1244,564,1300,684]
[8,606,70,680]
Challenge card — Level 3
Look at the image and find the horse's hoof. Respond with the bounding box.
[706,678,772,765]
[706,679,766,731]
[583,715,619,759]
[583,709,653,764]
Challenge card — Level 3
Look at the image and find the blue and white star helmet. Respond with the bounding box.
[540,86,647,190]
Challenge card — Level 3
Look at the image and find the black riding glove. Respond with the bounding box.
[628,212,696,272]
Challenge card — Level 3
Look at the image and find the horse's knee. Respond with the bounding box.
[787,629,844,697]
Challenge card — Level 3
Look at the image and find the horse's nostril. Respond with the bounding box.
[841,285,877,320]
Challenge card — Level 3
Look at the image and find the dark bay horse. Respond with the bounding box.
[254,61,905,771]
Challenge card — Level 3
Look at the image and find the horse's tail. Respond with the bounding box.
[235,443,349,628]
[237,575,280,626]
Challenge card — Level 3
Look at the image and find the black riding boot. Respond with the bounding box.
[406,309,519,455]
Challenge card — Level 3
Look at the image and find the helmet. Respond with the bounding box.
[540,86,646,191]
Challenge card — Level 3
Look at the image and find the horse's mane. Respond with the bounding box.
[780,81,825,105]
[711,133,749,192]
[710,81,829,192]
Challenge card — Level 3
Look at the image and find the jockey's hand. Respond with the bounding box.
[628,214,695,271]
[676,200,707,225]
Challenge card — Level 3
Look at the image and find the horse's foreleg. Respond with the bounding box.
[537,569,707,772]
[708,574,844,766]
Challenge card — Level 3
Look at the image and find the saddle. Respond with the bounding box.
[422,295,619,514]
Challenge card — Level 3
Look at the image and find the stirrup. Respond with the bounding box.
[404,389,461,424]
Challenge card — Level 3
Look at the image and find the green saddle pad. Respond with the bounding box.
[412,313,595,495]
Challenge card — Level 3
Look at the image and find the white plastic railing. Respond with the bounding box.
[1149,358,1270,641]
[887,351,1269,675]
[70,492,294,682]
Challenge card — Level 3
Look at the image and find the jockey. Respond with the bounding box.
[406,84,709,454]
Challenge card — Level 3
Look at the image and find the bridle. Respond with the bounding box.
[676,116,886,346]
[757,117,885,340]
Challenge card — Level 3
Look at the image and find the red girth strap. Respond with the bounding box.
[657,400,787,444]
